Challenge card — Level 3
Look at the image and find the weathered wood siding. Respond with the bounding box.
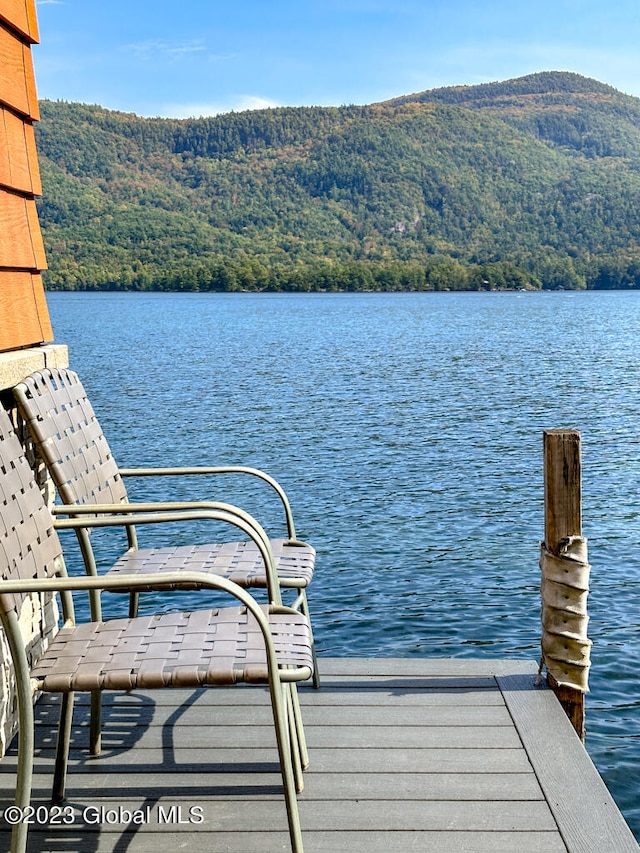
[0,0,52,352]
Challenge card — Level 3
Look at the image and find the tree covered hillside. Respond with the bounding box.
[35,72,640,291]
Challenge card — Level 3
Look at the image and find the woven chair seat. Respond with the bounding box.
[108,538,315,589]
[31,606,313,692]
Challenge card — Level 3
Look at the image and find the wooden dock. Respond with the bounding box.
[0,657,637,852]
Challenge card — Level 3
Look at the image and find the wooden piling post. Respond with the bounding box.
[543,429,586,741]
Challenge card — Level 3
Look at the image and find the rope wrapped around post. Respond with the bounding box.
[539,535,591,692]
[538,428,590,740]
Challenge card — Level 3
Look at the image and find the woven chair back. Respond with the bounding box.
[14,368,128,507]
[0,405,64,617]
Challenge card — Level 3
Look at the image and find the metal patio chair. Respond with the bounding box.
[13,367,320,689]
[0,404,313,853]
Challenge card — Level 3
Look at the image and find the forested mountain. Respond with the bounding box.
[35,72,640,291]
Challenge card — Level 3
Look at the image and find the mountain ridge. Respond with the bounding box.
[35,71,640,291]
[381,71,626,105]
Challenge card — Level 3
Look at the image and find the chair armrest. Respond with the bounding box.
[2,569,254,601]
[51,500,307,549]
[0,572,311,680]
[118,466,298,540]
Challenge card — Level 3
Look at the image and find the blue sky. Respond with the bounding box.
[33,0,640,117]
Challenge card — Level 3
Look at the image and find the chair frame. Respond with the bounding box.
[0,452,312,853]
[13,369,320,688]
[3,566,311,853]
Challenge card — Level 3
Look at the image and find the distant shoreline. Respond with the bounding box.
[44,286,634,295]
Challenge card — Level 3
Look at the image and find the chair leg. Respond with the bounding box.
[128,591,139,619]
[52,692,75,804]
[299,590,320,689]
[286,686,304,793]
[89,690,101,756]
[268,679,305,853]
[288,683,309,773]
[12,675,35,853]
[76,528,102,623]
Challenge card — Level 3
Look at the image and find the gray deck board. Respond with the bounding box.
[0,657,636,853]
[497,670,639,853]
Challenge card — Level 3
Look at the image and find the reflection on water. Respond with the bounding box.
[48,290,640,838]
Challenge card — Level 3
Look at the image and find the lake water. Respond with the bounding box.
[47,290,640,838]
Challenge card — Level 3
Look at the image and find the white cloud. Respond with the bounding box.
[160,95,280,118]
[122,39,207,60]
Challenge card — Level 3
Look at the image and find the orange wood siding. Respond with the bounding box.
[0,108,42,194]
[0,23,40,120]
[0,0,52,352]
[0,190,47,268]
[0,0,38,43]
[0,271,52,348]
